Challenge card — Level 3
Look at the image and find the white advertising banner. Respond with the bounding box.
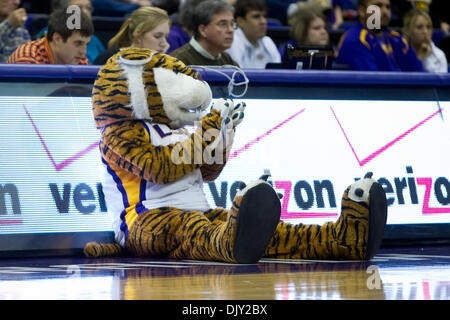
[0,97,449,235]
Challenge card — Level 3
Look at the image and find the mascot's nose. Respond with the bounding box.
[355,188,364,197]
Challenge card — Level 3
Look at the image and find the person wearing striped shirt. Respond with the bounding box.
[7,6,93,64]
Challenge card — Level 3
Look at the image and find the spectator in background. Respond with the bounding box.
[8,7,93,64]
[166,0,237,53]
[170,0,239,66]
[391,1,448,35]
[287,0,344,30]
[166,0,205,53]
[336,0,423,71]
[91,0,152,16]
[402,8,447,72]
[34,0,105,64]
[279,5,329,57]
[0,0,31,63]
[226,0,280,68]
[94,6,170,64]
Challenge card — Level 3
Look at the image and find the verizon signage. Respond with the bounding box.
[0,97,449,235]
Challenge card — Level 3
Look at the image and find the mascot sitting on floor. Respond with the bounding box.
[84,48,388,262]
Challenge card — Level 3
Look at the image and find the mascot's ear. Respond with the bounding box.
[119,54,154,121]
[154,67,212,127]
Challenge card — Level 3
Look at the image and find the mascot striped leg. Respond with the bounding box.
[86,180,280,264]
[264,173,388,260]
[126,180,280,263]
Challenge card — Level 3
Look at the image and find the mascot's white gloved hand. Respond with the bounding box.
[226,101,245,129]
[211,98,246,130]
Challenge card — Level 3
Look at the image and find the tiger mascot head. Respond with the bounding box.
[92,47,212,129]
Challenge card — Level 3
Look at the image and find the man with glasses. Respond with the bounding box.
[170,0,239,66]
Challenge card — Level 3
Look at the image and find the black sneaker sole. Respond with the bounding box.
[366,182,388,260]
[233,183,281,264]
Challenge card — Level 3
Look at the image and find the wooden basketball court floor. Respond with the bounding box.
[0,245,449,301]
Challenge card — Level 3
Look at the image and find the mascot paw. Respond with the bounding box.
[348,172,377,204]
[212,99,245,130]
[232,180,281,263]
[353,172,388,260]
[226,102,245,129]
[340,172,388,260]
[211,98,234,118]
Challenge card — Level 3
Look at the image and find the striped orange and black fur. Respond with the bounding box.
[85,181,387,261]
[265,186,373,260]
[85,48,387,262]
[86,48,281,263]
[92,49,198,129]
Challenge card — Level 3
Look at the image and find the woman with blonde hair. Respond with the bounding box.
[402,8,447,72]
[94,6,170,64]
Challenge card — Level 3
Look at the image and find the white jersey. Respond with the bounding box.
[100,122,211,246]
[226,28,281,68]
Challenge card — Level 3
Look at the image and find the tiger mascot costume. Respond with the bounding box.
[84,47,388,263]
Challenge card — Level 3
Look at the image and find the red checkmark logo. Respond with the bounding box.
[229,108,306,160]
[23,102,443,172]
[23,105,98,172]
[331,106,444,167]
